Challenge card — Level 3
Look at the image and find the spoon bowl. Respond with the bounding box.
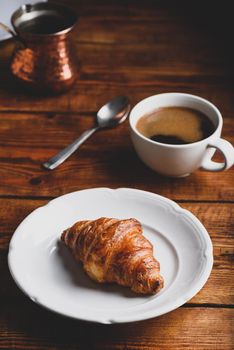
[97,96,130,127]
[43,96,130,170]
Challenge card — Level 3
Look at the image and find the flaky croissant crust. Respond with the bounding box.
[61,217,164,294]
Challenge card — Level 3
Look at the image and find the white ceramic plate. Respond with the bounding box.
[8,188,213,324]
[0,1,47,41]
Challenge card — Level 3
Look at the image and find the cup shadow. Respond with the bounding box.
[57,240,139,298]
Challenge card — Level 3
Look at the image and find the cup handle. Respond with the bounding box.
[201,138,234,171]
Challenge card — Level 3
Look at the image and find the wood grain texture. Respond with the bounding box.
[0,113,233,200]
[0,302,233,350]
[0,1,234,112]
[0,0,233,348]
[0,199,233,304]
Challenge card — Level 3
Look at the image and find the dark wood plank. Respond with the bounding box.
[0,112,233,148]
[0,44,233,113]
[0,302,233,349]
[0,0,233,348]
[1,24,232,77]
[0,1,233,112]
[0,112,233,200]
[183,203,234,305]
[0,199,233,305]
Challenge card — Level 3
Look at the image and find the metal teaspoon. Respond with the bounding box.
[43,96,130,170]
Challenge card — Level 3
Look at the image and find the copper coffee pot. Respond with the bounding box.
[0,2,78,94]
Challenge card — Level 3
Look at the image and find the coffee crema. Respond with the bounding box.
[136,107,215,145]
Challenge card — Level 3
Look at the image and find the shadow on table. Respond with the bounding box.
[2,286,183,350]
[98,146,199,191]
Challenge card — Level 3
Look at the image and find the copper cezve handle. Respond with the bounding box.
[0,22,25,46]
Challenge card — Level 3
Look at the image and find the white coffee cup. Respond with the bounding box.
[129,93,234,177]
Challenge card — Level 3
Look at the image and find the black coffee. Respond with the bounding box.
[18,15,71,35]
[136,107,215,145]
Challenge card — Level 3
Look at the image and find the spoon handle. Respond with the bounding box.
[43,126,99,170]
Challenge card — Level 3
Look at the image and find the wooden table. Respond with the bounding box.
[0,1,233,349]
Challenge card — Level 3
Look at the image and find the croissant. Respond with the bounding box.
[61,217,164,294]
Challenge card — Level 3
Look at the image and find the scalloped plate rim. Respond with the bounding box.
[8,187,213,324]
